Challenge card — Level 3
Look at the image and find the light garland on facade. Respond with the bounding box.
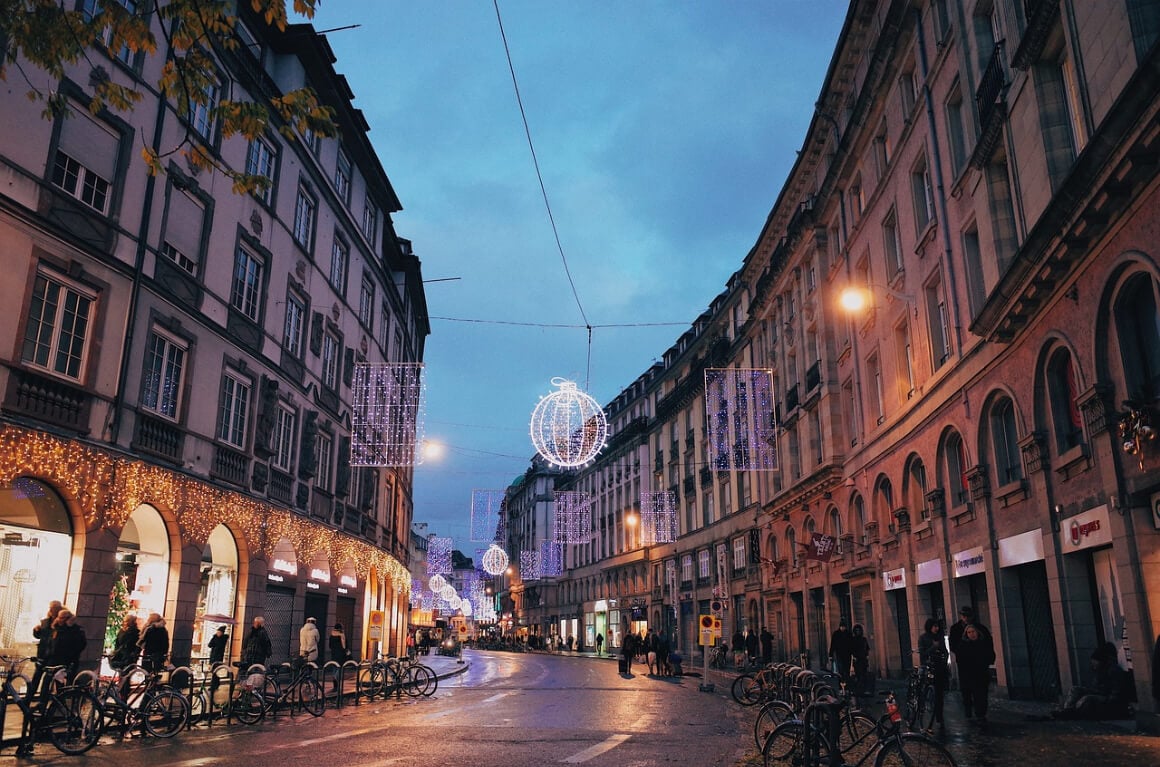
[427,536,452,575]
[470,489,506,541]
[350,362,426,467]
[529,378,608,468]
[0,424,411,590]
[704,367,778,471]
[520,549,541,581]
[641,491,678,545]
[539,540,563,577]
[428,574,447,592]
[552,490,592,544]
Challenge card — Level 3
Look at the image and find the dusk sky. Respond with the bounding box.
[308,1,849,553]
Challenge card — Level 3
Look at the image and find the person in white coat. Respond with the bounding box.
[299,617,320,663]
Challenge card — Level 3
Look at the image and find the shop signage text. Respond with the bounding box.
[271,558,297,575]
[883,567,906,590]
[309,568,330,583]
[953,546,986,578]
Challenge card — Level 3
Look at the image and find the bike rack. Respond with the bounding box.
[803,694,845,767]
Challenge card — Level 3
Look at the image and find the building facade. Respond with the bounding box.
[0,3,427,669]
[514,0,1160,721]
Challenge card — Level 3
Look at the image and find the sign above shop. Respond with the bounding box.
[339,574,357,588]
[1060,504,1112,551]
[916,559,942,585]
[309,568,330,583]
[883,567,906,590]
[271,558,297,575]
[953,547,986,578]
[998,528,1045,568]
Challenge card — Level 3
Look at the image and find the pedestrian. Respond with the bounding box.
[138,612,169,673]
[829,621,854,684]
[33,600,63,661]
[1052,642,1135,720]
[948,606,990,705]
[745,628,760,667]
[732,628,745,668]
[851,624,871,694]
[406,629,416,658]
[299,616,320,663]
[955,623,995,726]
[207,625,228,665]
[657,632,672,676]
[621,631,635,674]
[596,633,604,655]
[241,616,273,670]
[110,613,140,670]
[917,617,950,732]
[645,628,658,675]
[567,633,575,652]
[46,608,86,682]
[328,622,348,691]
[761,626,774,665]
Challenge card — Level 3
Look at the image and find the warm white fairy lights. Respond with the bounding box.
[529,378,608,468]
[704,367,778,471]
[553,490,592,544]
[481,543,510,576]
[470,489,506,542]
[427,536,452,575]
[640,491,678,545]
[350,362,427,467]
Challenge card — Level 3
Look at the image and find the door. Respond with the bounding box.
[1017,562,1061,700]
[264,586,295,664]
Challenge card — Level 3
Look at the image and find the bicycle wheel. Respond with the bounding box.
[731,673,763,705]
[409,664,436,697]
[297,678,325,717]
[753,699,794,749]
[917,685,937,731]
[837,712,877,763]
[260,677,281,714]
[762,720,832,767]
[231,688,265,725]
[44,687,102,755]
[874,733,956,767]
[188,690,207,722]
[142,689,190,738]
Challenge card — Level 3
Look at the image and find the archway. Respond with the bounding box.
[193,524,239,662]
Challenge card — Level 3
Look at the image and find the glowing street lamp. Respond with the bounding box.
[837,284,915,316]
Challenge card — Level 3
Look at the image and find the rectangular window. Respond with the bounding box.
[53,107,118,215]
[52,152,111,214]
[733,536,745,570]
[217,371,251,448]
[868,352,885,425]
[245,136,276,203]
[315,432,333,490]
[926,277,951,368]
[842,378,858,447]
[329,238,348,290]
[874,121,891,174]
[362,199,379,244]
[283,291,306,358]
[322,331,340,390]
[681,554,693,584]
[22,270,95,381]
[83,0,137,63]
[188,81,219,140]
[911,156,934,233]
[301,127,320,156]
[359,275,375,330]
[380,301,391,347]
[293,187,316,249]
[273,404,296,472]
[162,187,205,275]
[899,66,917,114]
[883,208,904,279]
[335,147,352,204]
[141,329,186,420]
[231,246,263,321]
[962,225,987,316]
[697,549,711,580]
[895,321,915,400]
[945,83,967,176]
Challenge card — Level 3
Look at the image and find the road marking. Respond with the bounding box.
[482,691,512,703]
[562,734,631,763]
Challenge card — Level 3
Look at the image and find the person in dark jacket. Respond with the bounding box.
[46,609,86,681]
[732,629,746,668]
[955,623,995,725]
[851,624,871,694]
[1053,642,1135,720]
[241,616,274,670]
[760,627,774,665]
[110,614,140,670]
[829,621,854,684]
[917,618,950,731]
[621,631,636,674]
[207,625,228,665]
[138,612,170,672]
[33,600,63,661]
[328,622,348,691]
[745,629,760,667]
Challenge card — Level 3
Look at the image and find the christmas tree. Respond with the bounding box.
[105,575,131,652]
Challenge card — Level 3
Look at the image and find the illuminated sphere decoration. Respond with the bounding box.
[461,599,473,616]
[448,596,462,610]
[481,543,510,576]
[429,574,447,592]
[439,584,457,601]
[529,378,608,468]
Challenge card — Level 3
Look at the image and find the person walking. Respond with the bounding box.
[851,624,871,694]
[299,616,320,663]
[657,632,672,676]
[595,633,604,655]
[621,631,636,674]
[207,625,228,665]
[760,626,774,665]
[917,618,950,733]
[138,612,169,673]
[949,606,990,707]
[732,628,746,669]
[110,614,140,670]
[955,623,996,726]
[829,621,854,684]
[241,616,273,670]
[46,608,86,682]
[328,622,348,691]
[33,600,63,661]
[645,629,659,675]
[745,628,760,668]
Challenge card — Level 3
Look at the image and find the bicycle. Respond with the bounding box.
[709,645,729,670]
[256,657,324,718]
[388,654,438,697]
[0,656,102,756]
[755,677,873,753]
[733,662,781,705]
[762,690,956,767]
[903,662,937,732]
[90,663,191,739]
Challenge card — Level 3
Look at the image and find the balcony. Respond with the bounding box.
[785,384,800,413]
[211,444,249,486]
[683,475,696,495]
[970,41,1007,168]
[1011,0,1060,70]
[310,489,333,520]
[131,412,183,463]
[805,361,821,392]
[269,468,294,506]
[700,466,713,486]
[3,367,92,433]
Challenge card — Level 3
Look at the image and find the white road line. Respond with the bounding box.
[482,691,512,703]
[561,734,631,763]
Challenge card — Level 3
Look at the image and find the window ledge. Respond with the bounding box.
[1054,444,1090,479]
[995,479,1028,506]
[950,504,976,526]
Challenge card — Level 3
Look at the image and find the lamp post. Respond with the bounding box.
[837,283,916,317]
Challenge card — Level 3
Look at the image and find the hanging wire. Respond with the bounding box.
[492,0,593,387]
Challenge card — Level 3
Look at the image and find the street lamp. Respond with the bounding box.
[837,283,915,316]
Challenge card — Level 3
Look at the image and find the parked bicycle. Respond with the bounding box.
[255,657,324,718]
[90,662,191,739]
[0,656,101,756]
[903,661,937,732]
[754,676,871,753]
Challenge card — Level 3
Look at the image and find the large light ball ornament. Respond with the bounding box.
[439,584,457,600]
[461,599,473,616]
[481,543,510,576]
[529,378,608,467]
[448,596,462,610]
[429,574,446,592]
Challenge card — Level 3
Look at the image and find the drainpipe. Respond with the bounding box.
[914,9,964,358]
[109,92,168,443]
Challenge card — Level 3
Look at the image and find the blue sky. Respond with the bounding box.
[308,1,849,552]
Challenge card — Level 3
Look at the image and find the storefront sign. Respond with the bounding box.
[1060,504,1112,551]
[953,547,986,578]
[271,558,297,575]
[916,559,942,585]
[594,599,608,611]
[266,572,284,583]
[998,529,1045,567]
[309,568,330,583]
[306,581,319,590]
[882,567,906,590]
[339,574,357,588]
[337,587,349,595]
[368,610,384,640]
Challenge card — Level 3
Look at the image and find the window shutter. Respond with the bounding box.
[58,110,118,180]
[165,188,204,258]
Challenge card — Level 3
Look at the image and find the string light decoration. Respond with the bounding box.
[640,491,678,545]
[529,378,608,468]
[470,490,506,541]
[350,362,426,467]
[439,584,457,601]
[460,599,473,616]
[704,367,778,471]
[520,549,542,581]
[419,589,434,611]
[427,536,453,575]
[553,490,592,544]
[481,543,510,576]
[428,574,447,592]
[539,540,563,577]
[447,595,462,610]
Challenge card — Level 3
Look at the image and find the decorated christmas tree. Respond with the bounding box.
[105,575,131,652]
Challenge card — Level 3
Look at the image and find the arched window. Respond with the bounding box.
[1114,273,1160,401]
[852,495,867,544]
[767,534,780,564]
[944,431,969,507]
[990,397,1023,485]
[828,507,843,553]
[1046,347,1083,452]
[905,457,929,519]
[787,527,798,567]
